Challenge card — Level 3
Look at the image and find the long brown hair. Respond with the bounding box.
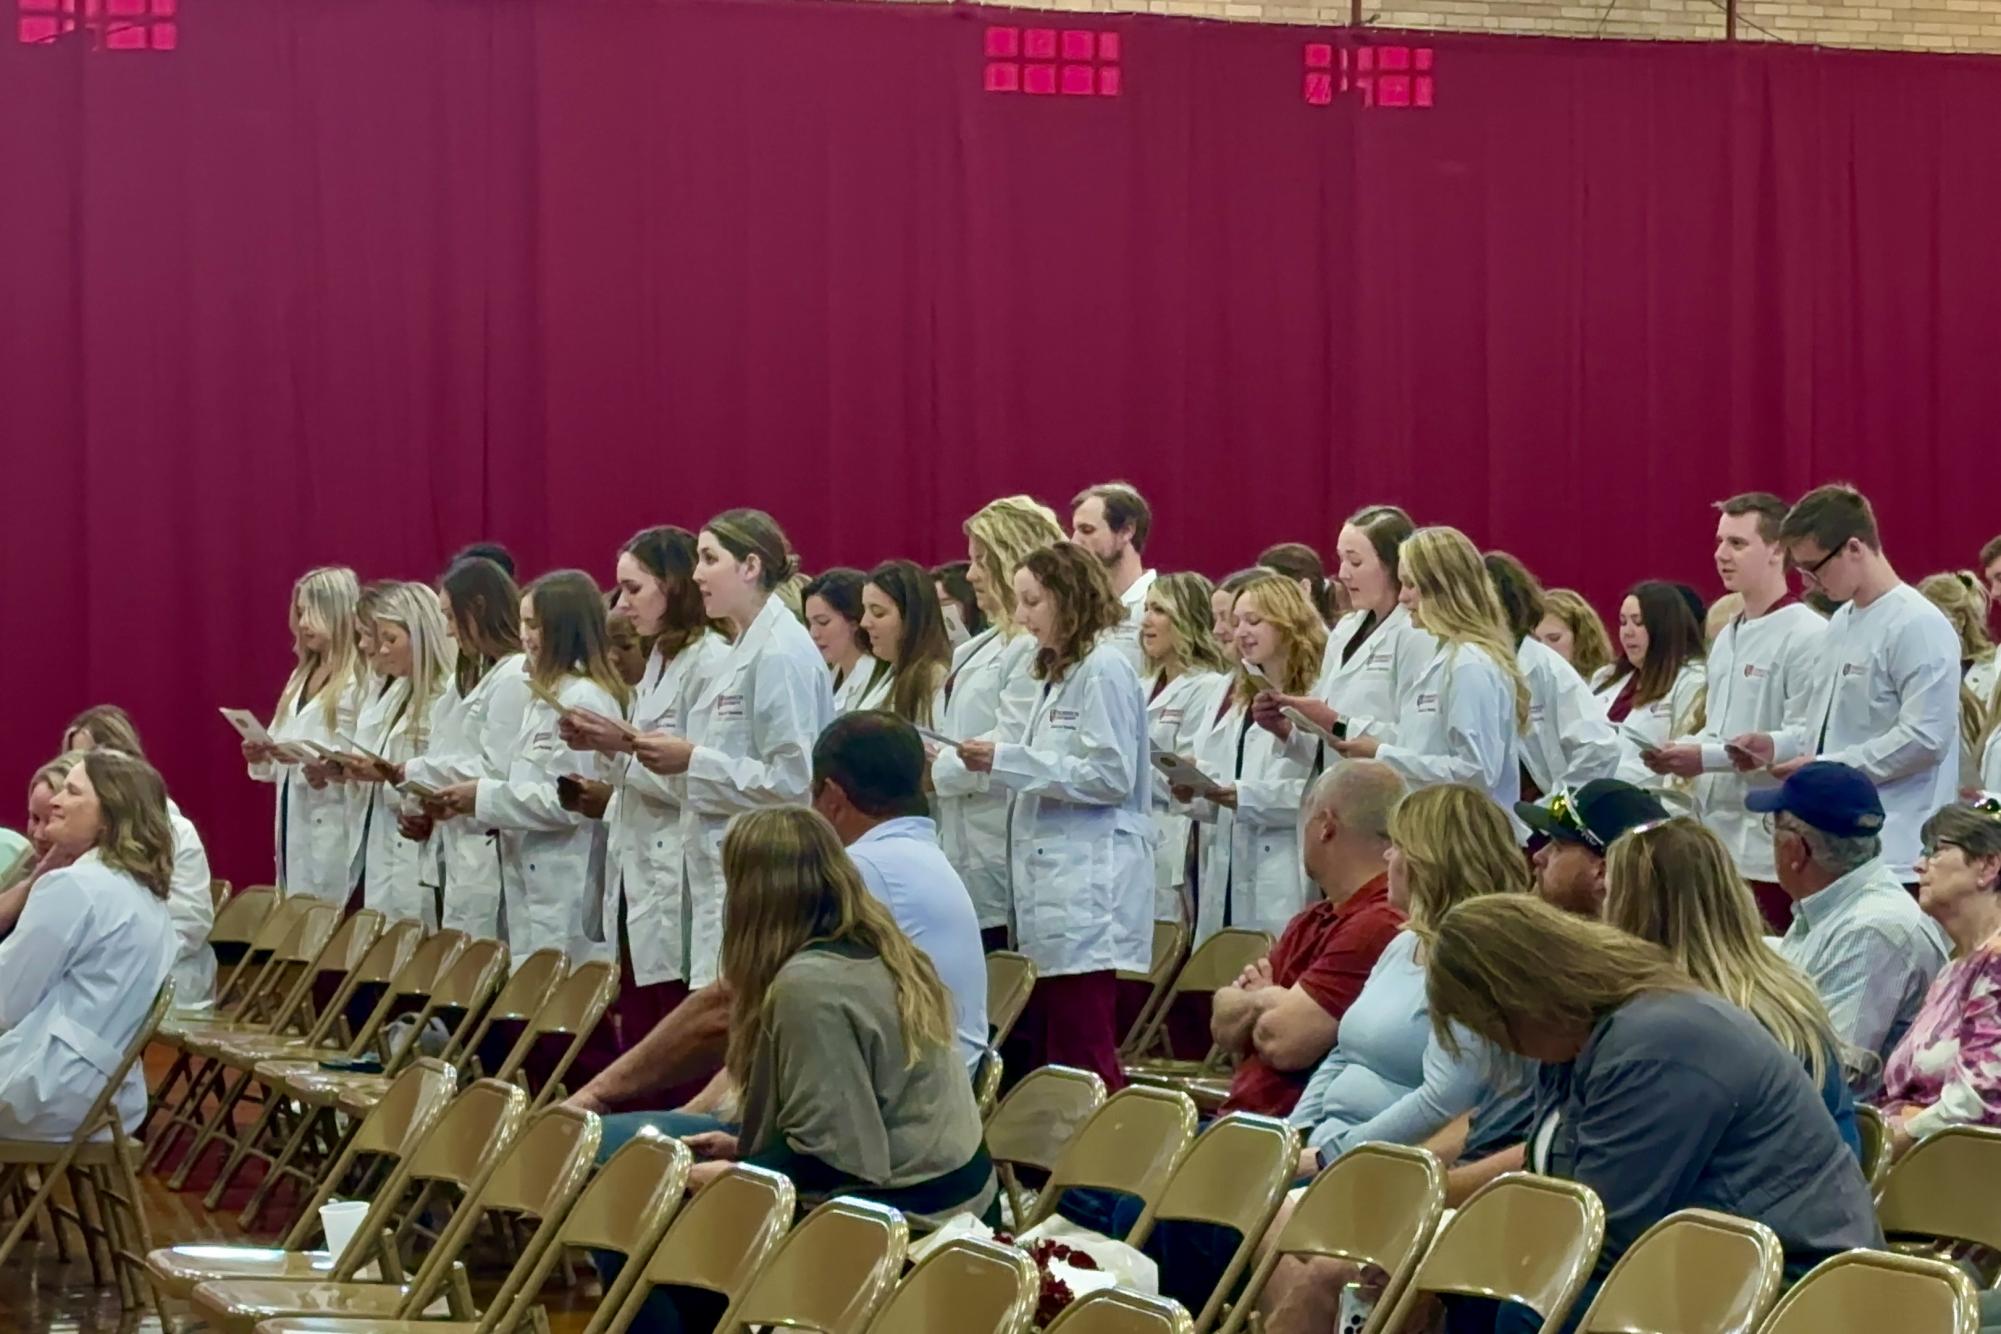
[1541,589,1615,680]
[526,571,633,712]
[1020,542,1124,683]
[1600,580,1706,709]
[77,750,175,900]
[623,525,714,661]
[702,508,799,592]
[1145,572,1229,679]
[865,560,953,727]
[441,556,524,696]
[720,808,954,1087]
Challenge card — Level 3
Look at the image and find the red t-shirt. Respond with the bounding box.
[1220,875,1404,1117]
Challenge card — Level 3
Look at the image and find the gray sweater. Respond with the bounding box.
[1537,989,1882,1277]
[737,941,995,1222]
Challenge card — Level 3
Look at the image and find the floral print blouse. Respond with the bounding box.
[1880,947,2001,1138]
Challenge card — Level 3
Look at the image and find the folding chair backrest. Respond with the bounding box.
[215,897,317,1018]
[1575,1208,1783,1334]
[1853,1104,1889,1186]
[615,1164,797,1326]
[520,959,619,1107]
[1757,1249,1977,1334]
[278,1057,458,1249]
[863,1237,1039,1334]
[70,980,176,1145]
[392,928,469,1004]
[1135,1113,1298,1331]
[208,886,274,947]
[410,937,509,1066]
[255,902,344,1033]
[1117,920,1189,1054]
[1044,1288,1195,1334]
[985,951,1037,1048]
[324,918,427,1054]
[1126,928,1267,1058]
[1382,1173,1605,1334]
[295,909,388,1043]
[1219,1141,1445,1334]
[403,1104,604,1317]
[715,1196,910,1334]
[1876,1125,2001,1253]
[974,1048,1005,1120]
[466,948,570,1078]
[1028,1086,1199,1233]
[987,1066,1107,1171]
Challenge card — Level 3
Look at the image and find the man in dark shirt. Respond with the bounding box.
[1213,759,1409,1117]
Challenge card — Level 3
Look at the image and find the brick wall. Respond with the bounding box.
[931,0,2001,55]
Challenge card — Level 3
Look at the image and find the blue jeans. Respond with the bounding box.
[592,1110,741,1334]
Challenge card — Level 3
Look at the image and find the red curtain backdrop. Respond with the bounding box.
[5,0,1999,881]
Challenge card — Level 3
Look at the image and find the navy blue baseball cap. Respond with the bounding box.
[1745,761,1885,837]
[1517,780,1669,852]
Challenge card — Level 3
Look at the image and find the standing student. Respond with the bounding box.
[956,541,1153,1088]
[434,571,630,963]
[858,560,953,726]
[1070,480,1157,676]
[802,568,882,714]
[1729,484,1963,881]
[401,556,526,939]
[451,541,516,580]
[1328,527,1529,822]
[1535,588,1616,681]
[932,561,987,649]
[1917,571,1996,792]
[1138,572,1231,923]
[1211,569,1264,664]
[626,509,835,989]
[1483,553,1621,801]
[1256,504,1432,749]
[349,583,453,926]
[1177,575,1326,941]
[1593,581,1708,799]
[242,567,369,903]
[1643,492,1827,931]
[562,527,731,1062]
[932,496,1066,950]
[1258,542,1335,628]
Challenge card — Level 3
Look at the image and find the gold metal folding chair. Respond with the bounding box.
[1220,1141,1445,1334]
[974,1048,1005,1120]
[1573,1208,1783,1334]
[1045,1288,1195,1333]
[1377,1172,1606,1334]
[863,1237,1040,1334]
[1853,1104,1890,1187]
[986,951,1038,1049]
[1122,928,1271,1096]
[1875,1124,2001,1267]
[1023,1086,1199,1234]
[599,1164,797,1334]
[711,1196,910,1334]
[984,1065,1108,1227]
[1117,920,1190,1057]
[1756,1249,1977,1334]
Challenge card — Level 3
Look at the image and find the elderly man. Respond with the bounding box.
[1748,761,1949,1095]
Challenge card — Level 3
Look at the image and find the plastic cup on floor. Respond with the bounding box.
[319,1199,370,1265]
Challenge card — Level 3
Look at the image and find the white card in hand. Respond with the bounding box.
[1153,753,1223,798]
[1282,706,1344,748]
[219,708,276,746]
[916,726,961,749]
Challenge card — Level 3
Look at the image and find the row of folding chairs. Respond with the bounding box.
[143,890,619,1231]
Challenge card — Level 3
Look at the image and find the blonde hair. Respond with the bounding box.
[78,750,176,900]
[1390,784,1529,936]
[1144,572,1229,680]
[278,567,364,733]
[370,582,456,751]
[1704,592,1745,647]
[1426,894,1694,1059]
[1542,588,1614,680]
[1399,527,1531,730]
[1604,818,1837,1085]
[720,808,954,1087]
[62,704,144,757]
[964,496,1065,631]
[1230,574,1328,706]
[30,750,87,800]
[1920,572,1997,750]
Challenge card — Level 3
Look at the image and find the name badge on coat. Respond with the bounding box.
[715,694,747,721]
[1048,708,1081,731]
[1414,692,1441,715]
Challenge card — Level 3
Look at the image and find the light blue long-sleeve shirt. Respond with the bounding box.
[1287,930,1491,1162]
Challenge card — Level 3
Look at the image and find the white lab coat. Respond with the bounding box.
[164,800,216,1012]
[1183,695,1318,943]
[1315,606,1436,741]
[354,679,436,928]
[681,596,837,987]
[1145,669,1230,922]
[1377,642,1525,828]
[249,673,370,902]
[602,634,730,987]
[1516,638,1622,798]
[1962,657,2000,791]
[474,675,621,965]
[1100,570,1158,680]
[404,654,527,938]
[987,642,1154,977]
[1982,727,2001,796]
[1599,660,1707,802]
[932,630,1040,931]
[832,658,886,714]
[0,851,173,1140]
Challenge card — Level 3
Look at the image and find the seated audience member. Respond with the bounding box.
[1255,785,1526,1334]
[1515,779,1669,917]
[1426,896,1882,1333]
[1879,801,2001,1160]
[0,751,177,1140]
[1210,760,1408,1117]
[605,806,993,1334]
[1603,818,1859,1155]
[1750,761,1950,1094]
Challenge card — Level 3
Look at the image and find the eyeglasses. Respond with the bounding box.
[1919,839,1964,860]
[1792,542,1847,587]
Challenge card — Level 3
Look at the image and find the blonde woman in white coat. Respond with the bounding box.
[401,555,525,939]
[434,571,630,964]
[241,567,369,903]
[1484,552,1623,798]
[346,583,454,927]
[627,509,835,989]
[1140,572,1231,925]
[932,495,1065,949]
[956,540,1152,1089]
[1258,504,1434,757]
[1176,574,1326,944]
[561,526,730,1053]
[0,751,175,1140]
[1329,527,1530,823]
[1595,581,1708,798]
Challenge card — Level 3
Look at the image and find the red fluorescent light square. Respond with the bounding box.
[1061,28,1092,60]
[1060,62,1094,94]
[1355,47,1372,70]
[1098,66,1120,95]
[105,21,144,46]
[1414,75,1433,106]
[1414,47,1433,69]
[1024,62,1056,94]
[1378,74,1409,105]
[1097,31,1119,60]
[1304,71,1332,104]
[19,14,60,38]
[1024,27,1056,59]
[150,20,173,46]
[984,26,1018,57]
[1304,42,1332,68]
[1379,45,1409,69]
[985,61,1020,92]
